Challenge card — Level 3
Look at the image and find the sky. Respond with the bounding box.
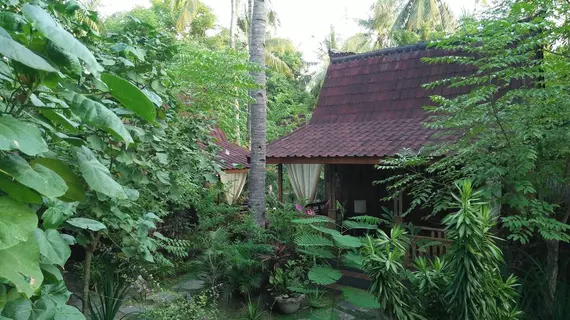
[99,0,479,62]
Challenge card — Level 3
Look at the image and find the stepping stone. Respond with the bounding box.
[172,279,205,293]
[338,300,373,313]
[325,308,355,320]
[147,291,181,303]
[118,305,144,318]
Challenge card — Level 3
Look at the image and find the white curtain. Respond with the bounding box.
[220,171,248,205]
[286,164,322,202]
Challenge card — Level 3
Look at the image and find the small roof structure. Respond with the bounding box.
[211,127,250,172]
[267,43,474,164]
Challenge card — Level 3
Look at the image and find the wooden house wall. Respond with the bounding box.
[333,164,442,228]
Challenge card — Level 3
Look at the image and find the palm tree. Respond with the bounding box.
[343,0,399,52]
[170,0,199,33]
[308,25,341,96]
[344,0,457,53]
[393,0,457,34]
[230,0,238,48]
[248,0,267,225]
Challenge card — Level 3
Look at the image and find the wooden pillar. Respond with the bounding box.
[277,164,283,203]
[325,164,337,223]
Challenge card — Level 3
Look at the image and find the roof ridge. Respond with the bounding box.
[330,42,428,64]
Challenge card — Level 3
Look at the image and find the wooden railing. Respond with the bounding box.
[406,226,452,264]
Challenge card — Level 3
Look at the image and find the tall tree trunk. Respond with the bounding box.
[248,0,267,225]
[81,234,99,315]
[229,0,237,48]
[546,239,559,310]
[246,0,254,143]
[545,205,570,312]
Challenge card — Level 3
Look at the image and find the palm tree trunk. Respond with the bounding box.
[246,0,254,142]
[229,0,237,48]
[248,0,267,225]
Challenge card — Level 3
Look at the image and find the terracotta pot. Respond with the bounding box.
[274,294,305,314]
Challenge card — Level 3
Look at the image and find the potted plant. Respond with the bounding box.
[268,261,306,314]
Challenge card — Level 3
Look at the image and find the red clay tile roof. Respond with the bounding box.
[211,127,250,170]
[267,43,474,160]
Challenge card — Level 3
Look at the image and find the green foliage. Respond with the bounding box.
[307,266,342,286]
[88,273,130,320]
[241,295,265,320]
[378,0,570,244]
[362,226,420,319]
[340,286,381,310]
[265,47,316,142]
[443,181,520,319]
[137,289,220,320]
[0,0,221,316]
[290,213,379,310]
[188,203,272,300]
[268,260,307,296]
[360,181,521,319]
[169,42,255,145]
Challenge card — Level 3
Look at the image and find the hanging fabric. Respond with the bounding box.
[220,171,248,205]
[286,164,322,202]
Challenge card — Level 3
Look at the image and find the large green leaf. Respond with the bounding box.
[308,265,342,285]
[40,281,71,306]
[54,305,84,320]
[33,229,70,267]
[294,234,334,247]
[0,284,6,313]
[101,73,156,122]
[0,154,67,198]
[333,234,363,248]
[340,286,381,309]
[21,4,102,75]
[65,218,106,231]
[45,41,82,76]
[40,109,79,133]
[0,196,38,250]
[0,12,27,32]
[62,91,133,145]
[76,146,127,199]
[1,296,31,320]
[0,116,48,156]
[40,264,62,283]
[31,158,85,202]
[41,200,77,229]
[0,173,42,204]
[30,297,55,320]
[310,224,342,237]
[0,26,57,73]
[0,238,43,297]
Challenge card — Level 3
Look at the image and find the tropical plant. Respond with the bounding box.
[169,0,199,33]
[377,0,570,312]
[290,214,381,310]
[393,0,457,34]
[169,42,256,145]
[241,295,265,320]
[360,181,521,319]
[344,0,457,53]
[88,271,131,320]
[0,1,221,318]
[137,288,220,320]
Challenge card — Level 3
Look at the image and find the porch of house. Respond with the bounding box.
[272,159,450,268]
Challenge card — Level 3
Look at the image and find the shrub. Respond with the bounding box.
[361,181,521,319]
[137,288,220,320]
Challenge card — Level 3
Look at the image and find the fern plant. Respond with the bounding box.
[290,213,380,310]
